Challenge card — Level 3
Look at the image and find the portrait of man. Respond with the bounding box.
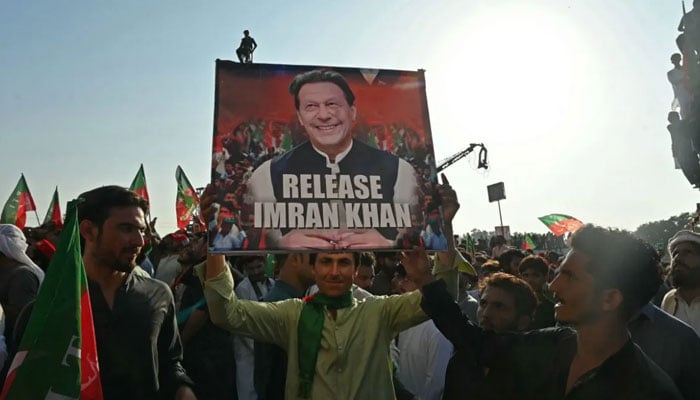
[209,62,444,252]
[246,69,420,250]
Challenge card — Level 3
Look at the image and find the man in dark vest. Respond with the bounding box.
[246,69,419,250]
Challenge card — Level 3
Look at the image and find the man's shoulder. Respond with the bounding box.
[6,264,39,280]
[518,326,576,345]
[631,344,684,399]
[264,141,317,175]
[263,289,291,302]
[236,277,254,290]
[271,141,314,163]
[645,303,700,335]
[351,139,401,160]
[2,265,40,289]
[264,280,303,302]
[131,273,172,294]
[359,289,421,305]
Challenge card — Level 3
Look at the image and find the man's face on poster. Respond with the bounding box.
[296,82,356,156]
[221,221,233,235]
[223,192,236,204]
[224,162,234,175]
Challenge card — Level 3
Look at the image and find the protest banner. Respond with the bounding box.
[209,60,446,253]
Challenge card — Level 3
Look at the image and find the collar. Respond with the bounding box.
[641,302,657,321]
[311,140,353,173]
[565,338,636,395]
[631,303,657,323]
[87,268,136,293]
[666,288,700,304]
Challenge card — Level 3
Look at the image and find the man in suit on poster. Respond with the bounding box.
[245,69,422,250]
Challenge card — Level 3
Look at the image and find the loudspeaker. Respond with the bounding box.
[487,182,506,203]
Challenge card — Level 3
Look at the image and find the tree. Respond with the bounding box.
[634,212,693,253]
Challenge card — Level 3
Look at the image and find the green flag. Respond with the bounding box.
[0,174,37,229]
[175,166,200,230]
[42,187,63,228]
[129,164,150,203]
[538,214,583,236]
[521,233,536,250]
[1,200,104,400]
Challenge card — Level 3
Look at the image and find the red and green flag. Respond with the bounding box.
[538,214,584,236]
[129,164,150,203]
[1,174,37,229]
[175,166,200,230]
[521,233,536,250]
[43,187,63,228]
[1,200,103,400]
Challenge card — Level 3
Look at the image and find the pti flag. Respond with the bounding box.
[43,187,63,228]
[0,200,103,400]
[0,174,37,230]
[176,166,200,230]
[129,164,150,203]
[521,233,536,250]
[538,214,584,236]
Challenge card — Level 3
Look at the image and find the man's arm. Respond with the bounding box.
[195,260,296,346]
[200,185,230,280]
[433,174,466,300]
[420,279,483,351]
[401,247,483,351]
[200,184,295,344]
[380,289,429,334]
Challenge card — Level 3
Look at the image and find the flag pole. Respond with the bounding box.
[497,200,504,235]
[34,210,41,226]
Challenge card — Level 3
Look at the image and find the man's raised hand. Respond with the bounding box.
[438,173,460,224]
[400,246,435,288]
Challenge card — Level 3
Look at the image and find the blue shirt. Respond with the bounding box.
[629,303,700,400]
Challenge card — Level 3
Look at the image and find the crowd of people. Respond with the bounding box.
[0,176,699,399]
[667,1,700,186]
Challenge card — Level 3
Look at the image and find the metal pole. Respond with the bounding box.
[497,200,504,232]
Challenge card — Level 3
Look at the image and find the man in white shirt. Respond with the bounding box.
[154,233,189,285]
[393,266,452,400]
[211,217,246,251]
[233,256,274,400]
[667,53,693,119]
[661,230,700,334]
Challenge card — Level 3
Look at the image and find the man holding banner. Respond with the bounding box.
[197,177,457,399]
[246,69,420,250]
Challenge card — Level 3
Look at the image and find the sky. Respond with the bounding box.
[0,0,696,237]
